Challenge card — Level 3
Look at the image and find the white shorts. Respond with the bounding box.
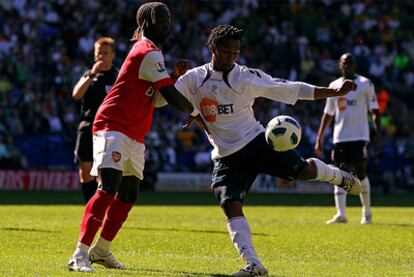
[90,131,145,180]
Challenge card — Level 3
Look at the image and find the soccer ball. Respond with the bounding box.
[265,115,302,152]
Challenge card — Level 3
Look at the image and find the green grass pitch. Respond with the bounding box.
[0,191,413,276]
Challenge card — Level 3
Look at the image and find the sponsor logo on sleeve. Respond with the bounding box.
[156,62,166,73]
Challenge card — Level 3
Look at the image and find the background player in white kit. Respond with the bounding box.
[315,53,381,225]
[177,25,361,277]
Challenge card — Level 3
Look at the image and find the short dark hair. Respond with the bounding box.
[95,37,115,51]
[131,2,169,41]
[206,25,243,51]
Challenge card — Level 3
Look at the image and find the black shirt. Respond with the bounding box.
[78,67,118,129]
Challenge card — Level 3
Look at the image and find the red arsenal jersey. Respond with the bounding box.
[93,38,173,143]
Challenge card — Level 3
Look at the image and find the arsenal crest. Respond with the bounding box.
[112,151,121,162]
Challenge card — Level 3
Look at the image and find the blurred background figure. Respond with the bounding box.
[315,53,381,225]
[72,37,118,202]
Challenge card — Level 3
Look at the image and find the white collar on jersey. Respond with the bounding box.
[208,62,237,73]
[202,63,238,90]
[207,63,224,78]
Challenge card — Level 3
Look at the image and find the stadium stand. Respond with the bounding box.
[0,0,413,191]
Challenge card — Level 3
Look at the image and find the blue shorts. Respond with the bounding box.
[212,132,307,205]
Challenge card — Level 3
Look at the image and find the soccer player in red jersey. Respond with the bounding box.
[67,2,201,272]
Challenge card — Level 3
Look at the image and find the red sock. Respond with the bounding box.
[100,196,134,241]
[79,190,114,246]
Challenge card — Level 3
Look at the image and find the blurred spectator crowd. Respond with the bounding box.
[0,0,413,191]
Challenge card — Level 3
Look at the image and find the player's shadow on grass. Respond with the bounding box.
[375,223,414,228]
[1,227,59,233]
[125,226,270,237]
[121,266,233,276]
[122,267,285,277]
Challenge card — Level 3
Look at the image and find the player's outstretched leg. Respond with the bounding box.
[332,165,362,195]
[305,158,362,195]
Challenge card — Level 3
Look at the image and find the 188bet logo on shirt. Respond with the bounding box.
[200,98,234,122]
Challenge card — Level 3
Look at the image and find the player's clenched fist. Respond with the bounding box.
[337,79,357,96]
[172,59,190,80]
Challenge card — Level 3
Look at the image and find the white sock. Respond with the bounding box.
[227,216,261,265]
[359,177,371,217]
[94,236,112,254]
[309,158,342,185]
[334,186,347,217]
[74,242,89,256]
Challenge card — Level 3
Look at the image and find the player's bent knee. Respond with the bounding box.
[213,186,233,206]
[296,158,316,180]
[99,168,123,195]
[213,186,244,217]
[118,176,140,203]
[222,199,243,219]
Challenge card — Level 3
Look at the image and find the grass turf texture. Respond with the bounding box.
[0,191,413,276]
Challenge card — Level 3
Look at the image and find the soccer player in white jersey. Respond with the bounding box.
[315,53,381,225]
[176,25,362,277]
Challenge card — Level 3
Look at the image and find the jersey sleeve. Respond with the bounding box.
[82,69,92,78]
[243,68,301,105]
[366,80,379,110]
[139,50,174,90]
[323,97,335,116]
[323,81,336,115]
[174,72,193,100]
[322,81,336,115]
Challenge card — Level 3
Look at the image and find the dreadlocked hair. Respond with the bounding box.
[206,25,243,51]
[131,2,169,41]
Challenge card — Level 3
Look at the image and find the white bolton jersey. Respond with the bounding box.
[175,63,309,160]
[324,75,379,143]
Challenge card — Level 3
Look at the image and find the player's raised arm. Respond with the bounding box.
[242,67,356,105]
[72,60,105,100]
[158,85,197,115]
[157,58,195,114]
[313,79,357,99]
